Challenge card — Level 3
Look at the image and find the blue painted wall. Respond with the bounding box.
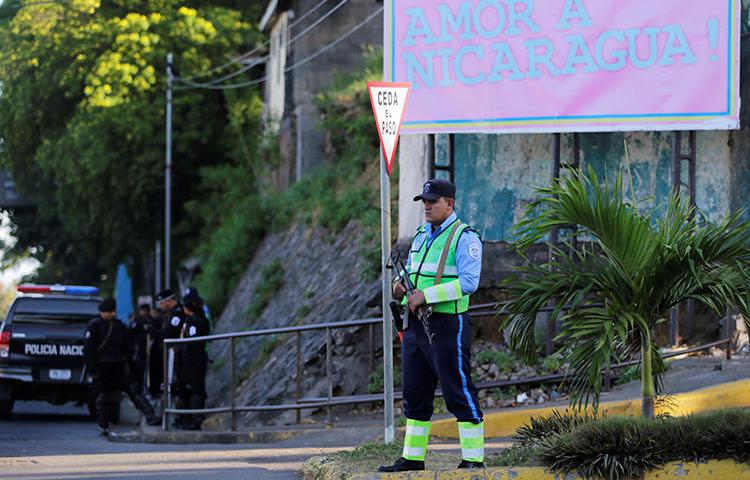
[442,131,736,242]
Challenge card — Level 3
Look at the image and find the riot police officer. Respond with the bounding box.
[174,291,210,430]
[379,179,485,472]
[84,298,161,435]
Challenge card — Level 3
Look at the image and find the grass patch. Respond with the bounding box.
[486,444,541,467]
[244,260,285,322]
[368,363,402,393]
[334,440,404,466]
[475,349,517,373]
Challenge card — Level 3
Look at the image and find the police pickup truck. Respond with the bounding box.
[0,284,100,418]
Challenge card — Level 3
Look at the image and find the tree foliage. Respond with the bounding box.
[0,0,262,284]
[500,167,750,416]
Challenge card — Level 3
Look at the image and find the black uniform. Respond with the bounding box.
[147,305,185,398]
[147,310,165,397]
[174,310,210,429]
[84,317,158,429]
[128,315,148,393]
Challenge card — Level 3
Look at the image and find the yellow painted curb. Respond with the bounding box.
[342,460,750,479]
[432,379,750,439]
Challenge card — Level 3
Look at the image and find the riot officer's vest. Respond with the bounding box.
[406,219,471,314]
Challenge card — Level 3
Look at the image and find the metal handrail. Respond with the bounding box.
[163,317,383,345]
[160,301,734,431]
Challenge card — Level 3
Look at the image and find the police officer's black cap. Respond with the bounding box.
[155,289,175,302]
[98,297,116,312]
[183,292,204,311]
[413,178,456,201]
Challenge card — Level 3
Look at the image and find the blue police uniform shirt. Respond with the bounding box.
[407,212,482,295]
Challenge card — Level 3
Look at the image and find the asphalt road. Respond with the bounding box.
[0,401,382,480]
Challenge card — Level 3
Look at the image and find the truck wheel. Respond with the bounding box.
[0,399,14,420]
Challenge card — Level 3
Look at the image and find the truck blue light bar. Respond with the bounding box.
[17,284,99,296]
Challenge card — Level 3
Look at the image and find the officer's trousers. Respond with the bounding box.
[174,352,208,428]
[92,362,156,428]
[401,312,482,424]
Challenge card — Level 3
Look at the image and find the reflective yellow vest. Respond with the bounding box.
[405,219,471,314]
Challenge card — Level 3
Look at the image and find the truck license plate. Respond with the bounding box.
[49,369,71,381]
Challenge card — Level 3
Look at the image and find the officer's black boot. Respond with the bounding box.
[187,394,205,430]
[173,395,189,429]
[457,460,485,469]
[377,457,425,472]
[95,393,110,434]
[127,386,161,426]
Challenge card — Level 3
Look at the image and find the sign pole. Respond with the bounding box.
[379,149,395,444]
[367,81,410,445]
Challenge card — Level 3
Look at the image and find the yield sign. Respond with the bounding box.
[367,81,410,176]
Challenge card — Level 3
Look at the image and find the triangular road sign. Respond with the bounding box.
[367,81,410,176]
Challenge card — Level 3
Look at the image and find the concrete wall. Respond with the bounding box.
[290,0,382,180]
[263,12,289,131]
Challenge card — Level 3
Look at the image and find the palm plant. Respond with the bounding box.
[500,167,750,417]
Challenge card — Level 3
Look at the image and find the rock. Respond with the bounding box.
[205,222,383,427]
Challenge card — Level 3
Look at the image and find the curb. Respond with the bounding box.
[300,459,750,480]
[107,428,302,444]
[431,379,750,439]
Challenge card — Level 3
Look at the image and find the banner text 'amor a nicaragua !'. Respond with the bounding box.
[384,0,740,134]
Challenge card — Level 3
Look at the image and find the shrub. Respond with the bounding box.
[536,409,750,480]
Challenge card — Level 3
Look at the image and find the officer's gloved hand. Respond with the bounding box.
[392,279,407,301]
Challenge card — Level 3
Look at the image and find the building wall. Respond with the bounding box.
[290,0,382,180]
[398,129,745,242]
[263,12,290,131]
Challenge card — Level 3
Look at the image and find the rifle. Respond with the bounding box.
[387,253,435,346]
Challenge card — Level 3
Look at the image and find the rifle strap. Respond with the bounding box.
[97,320,114,354]
[434,221,462,285]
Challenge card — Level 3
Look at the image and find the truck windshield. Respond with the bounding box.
[8,298,99,324]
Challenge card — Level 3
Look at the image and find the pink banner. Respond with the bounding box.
[384,0,740,134]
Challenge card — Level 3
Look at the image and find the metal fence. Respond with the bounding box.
[161,302,735,431]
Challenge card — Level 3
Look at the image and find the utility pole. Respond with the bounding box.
[164,53,173,289]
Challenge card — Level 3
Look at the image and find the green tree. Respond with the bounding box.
[0,0,262,285]
[500,168,750,417]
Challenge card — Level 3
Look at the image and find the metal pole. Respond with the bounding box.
[162,345,169,430]
[379,150,395,443]
[164,53,173,289]
[670,132,682,347]
[230,337,237,431]
[296,332,302,424]
[155,241,162,294]
[326,328,333,427]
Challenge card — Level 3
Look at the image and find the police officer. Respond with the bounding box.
[146,303,165,398]
[148,289,186,399]
[184,286,212,329]
[84,298,161,435]
[128,304,151,394]
[379,179,485,472]
[157,289,186,341]
[174,291,210,430]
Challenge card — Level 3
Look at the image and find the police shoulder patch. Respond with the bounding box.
[170,316,181,327]
[189,325,197,336]
[468,242,481,260]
